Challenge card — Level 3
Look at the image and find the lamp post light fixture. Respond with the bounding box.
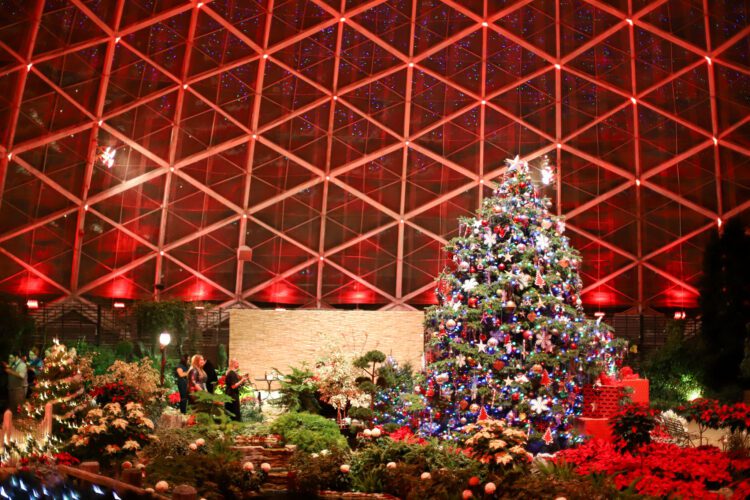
[159,332,171,386]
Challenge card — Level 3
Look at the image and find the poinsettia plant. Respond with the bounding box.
[90,381,138,405]
[69,402,158,464]
[93,358,166,405]
[610,404,658,453]
[678,398,721,428]
[389,426,427,445]
[460,418,531,472]
[556,439,735,498]
[717,402,750,433]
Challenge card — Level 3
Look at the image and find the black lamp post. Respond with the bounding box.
[159,332,171,386]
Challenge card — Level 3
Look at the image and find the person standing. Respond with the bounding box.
[26,347,42,398]
[224,359,247,422]
[187,354,207,400]
[204,358,218,394]
[4,351,27,413]
[175,354,190,414]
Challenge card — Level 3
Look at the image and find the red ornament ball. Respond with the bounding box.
[468,297,478,308]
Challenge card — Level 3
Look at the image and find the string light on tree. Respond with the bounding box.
[23,343,92,437]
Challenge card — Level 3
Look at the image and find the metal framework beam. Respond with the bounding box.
[0,0,746,310]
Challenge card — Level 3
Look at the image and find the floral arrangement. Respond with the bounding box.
[718,402,750,433]
[90,381,139,406]
[460,418,531,471]
[678,398,723,430]
[388,426,427,445]
[313,348,371,420]
[70,402,158,462]
[18,452,80,467]
[94,358,165,404]
[678,399,750,433]
[555,439,737,498]
[610,404,658,453]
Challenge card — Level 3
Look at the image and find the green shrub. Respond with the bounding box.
[269,412,348,452]
[146,452,263,499]
[378,464,478,500]
[350,437,484,493]
[143,427,202,459]
[503,461,626,500]
[289,448,351,495]
[642,320,705,407]
[73,341,117,376]
[272,365,321,413]
[190,391,234,425]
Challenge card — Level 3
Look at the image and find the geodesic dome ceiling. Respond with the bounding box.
[0,0,748,310]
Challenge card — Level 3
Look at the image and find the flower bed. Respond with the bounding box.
[555,439,741,498]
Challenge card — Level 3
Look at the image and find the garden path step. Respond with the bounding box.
[232,446,295,492]
[232,445,296,469]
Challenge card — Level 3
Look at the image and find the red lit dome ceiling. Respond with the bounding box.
[0,0,748,309]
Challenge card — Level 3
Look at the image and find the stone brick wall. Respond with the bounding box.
[229,310,425,380]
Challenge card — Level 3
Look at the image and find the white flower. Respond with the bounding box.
[105,444,121,454]
[87,409,103,419]
[123,440,141,451]
[461,278,479,292]
[320,449,330,456]
[90,424,108,434]
[140,417,154,429]
[529,397,549,415]
[104,402,122,416]
[111,418,129,430]
[71,435,89,447]
[128,409,145,419]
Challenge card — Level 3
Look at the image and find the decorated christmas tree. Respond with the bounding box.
[420,156,625,447]
[24,341,92,436]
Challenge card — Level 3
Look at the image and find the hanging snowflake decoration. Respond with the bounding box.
[461,278,479,292]
[529,397,550,415]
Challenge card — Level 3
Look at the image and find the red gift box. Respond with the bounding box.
[617,378,650,405]
[576,417,612,441]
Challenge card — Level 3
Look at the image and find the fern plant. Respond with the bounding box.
[271,365,321,413]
